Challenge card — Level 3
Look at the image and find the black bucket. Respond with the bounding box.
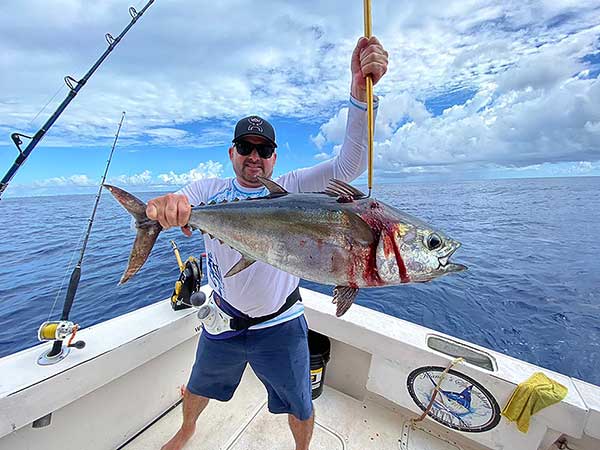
[308,330,331,399]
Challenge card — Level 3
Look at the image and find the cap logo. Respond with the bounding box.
[247,116,264,132]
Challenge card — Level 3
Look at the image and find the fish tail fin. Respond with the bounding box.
[104,184,162,284]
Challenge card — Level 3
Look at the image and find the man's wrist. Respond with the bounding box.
[351,85,367,102]
[349,93,379,111]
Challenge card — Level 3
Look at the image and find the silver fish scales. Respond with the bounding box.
[105,177,466,316]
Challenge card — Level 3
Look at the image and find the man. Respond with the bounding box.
[152,36,388,450]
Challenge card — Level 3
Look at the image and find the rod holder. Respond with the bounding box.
[38,344,70,366]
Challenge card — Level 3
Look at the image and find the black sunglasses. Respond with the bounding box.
[235,141,275,159]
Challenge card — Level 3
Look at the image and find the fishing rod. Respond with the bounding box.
[37,112,126,365]
[0,0,155,200]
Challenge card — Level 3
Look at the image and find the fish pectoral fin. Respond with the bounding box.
[332,286,359,317]
[224,255,257,277]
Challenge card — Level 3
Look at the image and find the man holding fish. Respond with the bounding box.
[148,36,389,450]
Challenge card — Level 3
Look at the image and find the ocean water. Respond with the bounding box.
[0,177,598,385]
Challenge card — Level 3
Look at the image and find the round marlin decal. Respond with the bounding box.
[407,366,501,432]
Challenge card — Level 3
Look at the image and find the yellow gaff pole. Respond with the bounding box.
[363,0,374,196]
[170,240,185,272]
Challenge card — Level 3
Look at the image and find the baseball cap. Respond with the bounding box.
[233,115,277,148]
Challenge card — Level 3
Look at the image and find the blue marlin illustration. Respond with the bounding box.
[441,385,473,409]
[425,372,474,414]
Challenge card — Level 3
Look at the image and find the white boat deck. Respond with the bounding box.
[2,292,599,450]
[123,367,483,450]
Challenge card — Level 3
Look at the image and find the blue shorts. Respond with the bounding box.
[187,315,313,421]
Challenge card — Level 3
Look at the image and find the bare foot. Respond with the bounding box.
[161,425,195,450]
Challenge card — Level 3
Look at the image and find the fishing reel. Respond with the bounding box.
[37,320,86,365]
[38,320,76,341]
[170,240,205,310]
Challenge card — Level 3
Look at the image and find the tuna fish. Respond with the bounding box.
[105,177,466,316]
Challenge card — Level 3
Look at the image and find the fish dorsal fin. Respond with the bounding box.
[257,176,288,196]
[322,179,366,199]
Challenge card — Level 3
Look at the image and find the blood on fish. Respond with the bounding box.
[360,199,410,284]
[362,249,384,286]
[390,237,409,283]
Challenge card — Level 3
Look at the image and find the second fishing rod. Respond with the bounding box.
[38,112,126,364]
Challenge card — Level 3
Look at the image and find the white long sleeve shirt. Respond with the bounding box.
[178,96,378,330]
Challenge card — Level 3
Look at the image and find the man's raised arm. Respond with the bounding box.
[285,36,388,193]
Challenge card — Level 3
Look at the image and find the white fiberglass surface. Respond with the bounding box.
[123,367,484,450]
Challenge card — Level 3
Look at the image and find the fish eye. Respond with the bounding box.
[426,233,443,251]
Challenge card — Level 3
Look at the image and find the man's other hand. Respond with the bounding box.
[351,36,389,102]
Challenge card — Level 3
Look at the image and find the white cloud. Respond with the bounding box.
[0,0,364,148]
[310,133,326,149]
[494,160,600,178]
[375,76,600,170]
[158,161,224,185]
[511,164,544,172]
[7,162,226,196]
[144,128,188,141]
[0,0,599,180]
[314,152,331,161]
[375,93,431,140]
[33,174,94,187]
[311,108,348,149]
[567,161,598,174]
[105,162,225,187]
[110,170,153,186]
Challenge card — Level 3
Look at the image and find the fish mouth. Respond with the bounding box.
[441,262,468,273]
[437,243,467,273]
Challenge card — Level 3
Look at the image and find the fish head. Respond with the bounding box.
[375,220,467,284]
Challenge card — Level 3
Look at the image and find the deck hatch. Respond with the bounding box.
[400,421,463,450]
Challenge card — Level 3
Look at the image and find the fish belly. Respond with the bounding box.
[190,202,371,286]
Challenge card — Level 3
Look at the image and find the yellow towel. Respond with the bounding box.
[501,372,568,433]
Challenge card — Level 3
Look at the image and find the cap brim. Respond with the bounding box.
[233,133,277,148]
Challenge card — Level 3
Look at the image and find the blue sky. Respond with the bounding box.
[0,0,599,197]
